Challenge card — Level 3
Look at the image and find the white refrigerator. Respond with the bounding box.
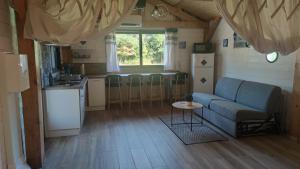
[191,53,215,93]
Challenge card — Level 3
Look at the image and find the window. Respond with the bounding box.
[266,52,279,63]
[116,30,165,66]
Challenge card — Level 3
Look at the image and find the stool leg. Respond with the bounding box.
[108,85,111,110]
[139,83,143,109]
[118,84,122,108]
[160,81,163,107]
[150,83,153,107]
[129,84,132,110]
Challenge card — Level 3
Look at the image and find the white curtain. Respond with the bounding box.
[164,30,178,70]
[215,0,300,56]
[24,0,137,44]
[106,34,120,73]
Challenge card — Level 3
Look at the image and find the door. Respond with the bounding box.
[88,78,106,107]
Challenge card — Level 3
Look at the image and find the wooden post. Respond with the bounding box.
[290,51,300,141]
[14,0,44,168]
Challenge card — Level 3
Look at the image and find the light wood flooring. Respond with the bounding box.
[43,103,300,169]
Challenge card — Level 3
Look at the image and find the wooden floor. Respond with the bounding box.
[43,103,300,169]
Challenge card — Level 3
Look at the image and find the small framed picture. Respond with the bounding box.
[223,39,228,47]
[179,41,186,49]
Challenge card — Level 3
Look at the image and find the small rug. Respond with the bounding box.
[160,114,227,145]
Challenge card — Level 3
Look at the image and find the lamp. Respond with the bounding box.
[151,4,168,18]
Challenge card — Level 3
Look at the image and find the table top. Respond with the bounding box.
[172,101,203,110]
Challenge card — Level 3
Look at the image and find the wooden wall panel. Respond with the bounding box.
[14,0,44,168]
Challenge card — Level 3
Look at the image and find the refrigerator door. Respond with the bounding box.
[192,67,214,93]
[192,53,214,68]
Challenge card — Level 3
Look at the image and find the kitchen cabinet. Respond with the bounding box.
[87,78,106,111]
[44,80,87,137]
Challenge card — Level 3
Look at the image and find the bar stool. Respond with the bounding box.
[148,74,164,107]
[127,74,143,109]
[172,72,188,101]
[106,75,123,109]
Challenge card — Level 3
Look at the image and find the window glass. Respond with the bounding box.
[116,34,140,66]
[266,52,278,63]
[142,34,165,65]
[116,31,165,66]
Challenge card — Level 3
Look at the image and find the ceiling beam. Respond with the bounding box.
[143,20,207,28]
[204,17,221,42]
[148,0,208,27]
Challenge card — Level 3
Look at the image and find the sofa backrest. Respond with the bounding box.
[215,77,243,101]
[236,81,282,113]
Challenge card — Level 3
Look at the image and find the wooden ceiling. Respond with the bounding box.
[161,0,220,21]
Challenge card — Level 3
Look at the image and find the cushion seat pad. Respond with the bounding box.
[209,100,268,121]
[192,92,226,108]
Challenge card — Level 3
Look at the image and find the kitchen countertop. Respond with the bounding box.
[44,77,88,90]
[87,72,177,79]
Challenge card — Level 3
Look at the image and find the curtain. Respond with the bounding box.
[24,0,137,44]
[164,29,178,70]
[215,0,300,56]
[106,34,120,73]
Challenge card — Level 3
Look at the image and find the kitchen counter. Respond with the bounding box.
[87,72,177,78]
[44,77,88,90]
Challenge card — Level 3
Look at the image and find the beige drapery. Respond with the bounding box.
[215,0,300,55]
[24,0,137,44]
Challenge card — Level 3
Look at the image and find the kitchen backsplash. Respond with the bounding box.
[69,63,107,75]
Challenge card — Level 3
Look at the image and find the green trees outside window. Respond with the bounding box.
[116,31,165,66]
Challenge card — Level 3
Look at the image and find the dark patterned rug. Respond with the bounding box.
[160,114,227,145]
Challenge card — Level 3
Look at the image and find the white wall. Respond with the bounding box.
[177,28,204,73]
[211,19,296,92]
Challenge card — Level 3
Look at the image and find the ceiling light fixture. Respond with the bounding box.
[151,4,168,18]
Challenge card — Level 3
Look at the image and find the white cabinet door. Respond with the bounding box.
[88,78,106,108]
[45,89,80,130]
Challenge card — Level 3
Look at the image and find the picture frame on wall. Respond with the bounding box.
[223,39,228,47]
[179,41,186,49]
[233,32,250,48]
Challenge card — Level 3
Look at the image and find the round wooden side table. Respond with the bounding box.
[171,101,203,131]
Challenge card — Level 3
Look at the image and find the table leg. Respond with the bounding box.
[171,106,173,127]
[182,109,185,122]
[191,110,193,131]
[201,107,204,125]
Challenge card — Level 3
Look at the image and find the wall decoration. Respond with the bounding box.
[223,39,228,47]
[233,32,250,48]
[179,41,186,49]
[266,52,279,63]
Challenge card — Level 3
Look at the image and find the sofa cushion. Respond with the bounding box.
[215,77,243,101]
[210,100,268,121]
[192,92,226,108]
[236,81,282,112]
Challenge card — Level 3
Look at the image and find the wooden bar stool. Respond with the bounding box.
[148,74,164,107]
[106,75,123,109]
[127,74,143,109]
[172,72,188,101]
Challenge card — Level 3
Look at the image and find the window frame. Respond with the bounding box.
[115,29,165,68]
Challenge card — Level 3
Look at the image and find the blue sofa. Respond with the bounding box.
[192,77,282,137]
